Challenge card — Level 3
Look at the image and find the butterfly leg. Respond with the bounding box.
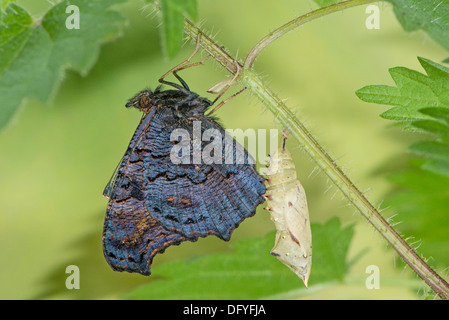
[206,60,246,115]
[207,87,246,116]
[159,33,211,91]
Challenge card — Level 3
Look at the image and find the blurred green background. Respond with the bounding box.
[0,0,447,299]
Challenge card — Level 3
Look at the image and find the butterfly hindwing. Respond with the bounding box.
[103,87,266,275]
[103,111,194,275]
[140,111,266,240]
[103,191,190,275]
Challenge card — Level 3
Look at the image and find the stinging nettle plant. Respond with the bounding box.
[1,0,449,299]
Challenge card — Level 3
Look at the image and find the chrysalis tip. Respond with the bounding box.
[302,277,309,288]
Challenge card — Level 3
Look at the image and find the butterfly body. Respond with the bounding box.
[103,85,266,275]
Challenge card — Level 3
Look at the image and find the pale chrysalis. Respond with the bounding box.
[264,134,312,287]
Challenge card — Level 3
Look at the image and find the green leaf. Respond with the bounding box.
[419,107,449,123]
[361,57,449,266]
[357,58,449,177]
[355,85,409,108]
[356,57,449,121]
[421,158,449,177]
[387,0,449,51]
[409,137,449,177]
[1,0,15,9]
[410,140,449,160]
[159,0,198,58]
[386,166,449,266]
[124,218,354,300]
[0,1,126,130]
[412,120,449,136]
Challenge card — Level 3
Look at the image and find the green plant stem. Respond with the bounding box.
[244,0,379,69]
[185,19,238,74]
[183,2,449,300]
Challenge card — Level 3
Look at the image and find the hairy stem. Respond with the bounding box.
[244,0,378,69]
[183,3,449,299]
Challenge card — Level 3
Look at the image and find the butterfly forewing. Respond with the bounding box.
[103,86,266,275]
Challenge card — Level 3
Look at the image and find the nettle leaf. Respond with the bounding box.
[420,107,449,123]
[356,57,449,176]
[412,120,449,137]
[125,218,354,300]
[358,58,449,266]
[157,0,198,58]
[1,0,15,10]
[0,0,126,130]
[409,139,449,177]
[386,164,449,265]
[387,0,449,51]
[356,57,449,121]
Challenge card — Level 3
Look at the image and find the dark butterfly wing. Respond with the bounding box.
[146,165,266,240]
[103,110,195,275]
[103,112,151,198]
[103,183,191,275]
[103,157,123,198]
[103,102,266,275]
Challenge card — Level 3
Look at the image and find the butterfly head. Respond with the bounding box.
[126,89,153,111]
[126,87,212,116]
